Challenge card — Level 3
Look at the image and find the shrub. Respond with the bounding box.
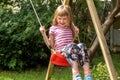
[92,62,110,80]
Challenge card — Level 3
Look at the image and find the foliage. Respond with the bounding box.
[0,53,120,80]
[0,67,46,80]
[0,0,110,70]
[0,0,54,70]
[70,0,101,46]
[92,62,110,79]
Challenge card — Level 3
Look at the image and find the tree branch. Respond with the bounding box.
[89,0,120,61]
[115,12,120,18]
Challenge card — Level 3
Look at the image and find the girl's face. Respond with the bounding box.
[57,15,69,27]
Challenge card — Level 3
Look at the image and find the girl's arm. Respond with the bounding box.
[72,23,79,41]
[74,26,79,36]
[39,26,51,49]
[39,26,55,50]
[49,34,55,49]
[74,26,79,41]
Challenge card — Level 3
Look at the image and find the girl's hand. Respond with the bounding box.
[75,27,79,34]
[39,26,46,34]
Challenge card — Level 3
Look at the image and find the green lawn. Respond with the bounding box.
[0,53,120,80]
[0,68,46,80]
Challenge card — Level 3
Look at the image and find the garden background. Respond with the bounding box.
[0,0,120,80]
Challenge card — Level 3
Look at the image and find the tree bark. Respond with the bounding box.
[86,0,118,79]
[89,0,120,61]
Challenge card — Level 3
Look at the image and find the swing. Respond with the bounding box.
[50,51,70,66]
[29,0,70,66]
[30,0,118,80]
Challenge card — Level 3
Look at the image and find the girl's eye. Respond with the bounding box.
[57,17,61,20]
[57,16,68,20]
[63,18,67,20]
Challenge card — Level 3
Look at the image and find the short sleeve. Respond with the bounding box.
[49,26,55,36]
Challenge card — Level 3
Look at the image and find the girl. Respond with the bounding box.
[40,5,92,80]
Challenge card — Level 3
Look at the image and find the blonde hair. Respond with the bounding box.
[52,5,76,40]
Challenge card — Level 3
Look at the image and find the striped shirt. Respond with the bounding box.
[49,25,73,51]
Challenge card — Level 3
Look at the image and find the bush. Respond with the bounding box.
[0,0,102,70]
[92,62,110,80]
[0,1,53,70]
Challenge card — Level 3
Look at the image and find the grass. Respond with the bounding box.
[0,67,46,80]
[0,53,120,80]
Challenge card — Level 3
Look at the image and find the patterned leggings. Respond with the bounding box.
[60,43,89,66]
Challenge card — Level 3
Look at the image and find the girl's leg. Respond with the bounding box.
[77,43,92,80]
[83,62,92,80]
[71,61,82,80]
[61,43,82,80]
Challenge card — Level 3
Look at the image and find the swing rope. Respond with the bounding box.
[29,0,42,27]
[29,0,79,66]
[30,0,50,51]
[29,0,71,66]
[29,0,55,53]
[29,0,80,50]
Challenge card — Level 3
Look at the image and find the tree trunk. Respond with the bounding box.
[89,0,120,61]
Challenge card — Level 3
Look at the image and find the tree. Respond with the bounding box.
[89,0,120,61]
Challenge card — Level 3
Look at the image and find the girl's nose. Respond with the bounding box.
[61,19,64,23]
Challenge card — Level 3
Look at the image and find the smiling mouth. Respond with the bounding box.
[60,23,65,25]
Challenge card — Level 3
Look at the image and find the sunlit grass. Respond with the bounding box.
[0,67,46,80]
[0,53,120,80]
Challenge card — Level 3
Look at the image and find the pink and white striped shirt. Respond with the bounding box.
[49,25,73,51]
